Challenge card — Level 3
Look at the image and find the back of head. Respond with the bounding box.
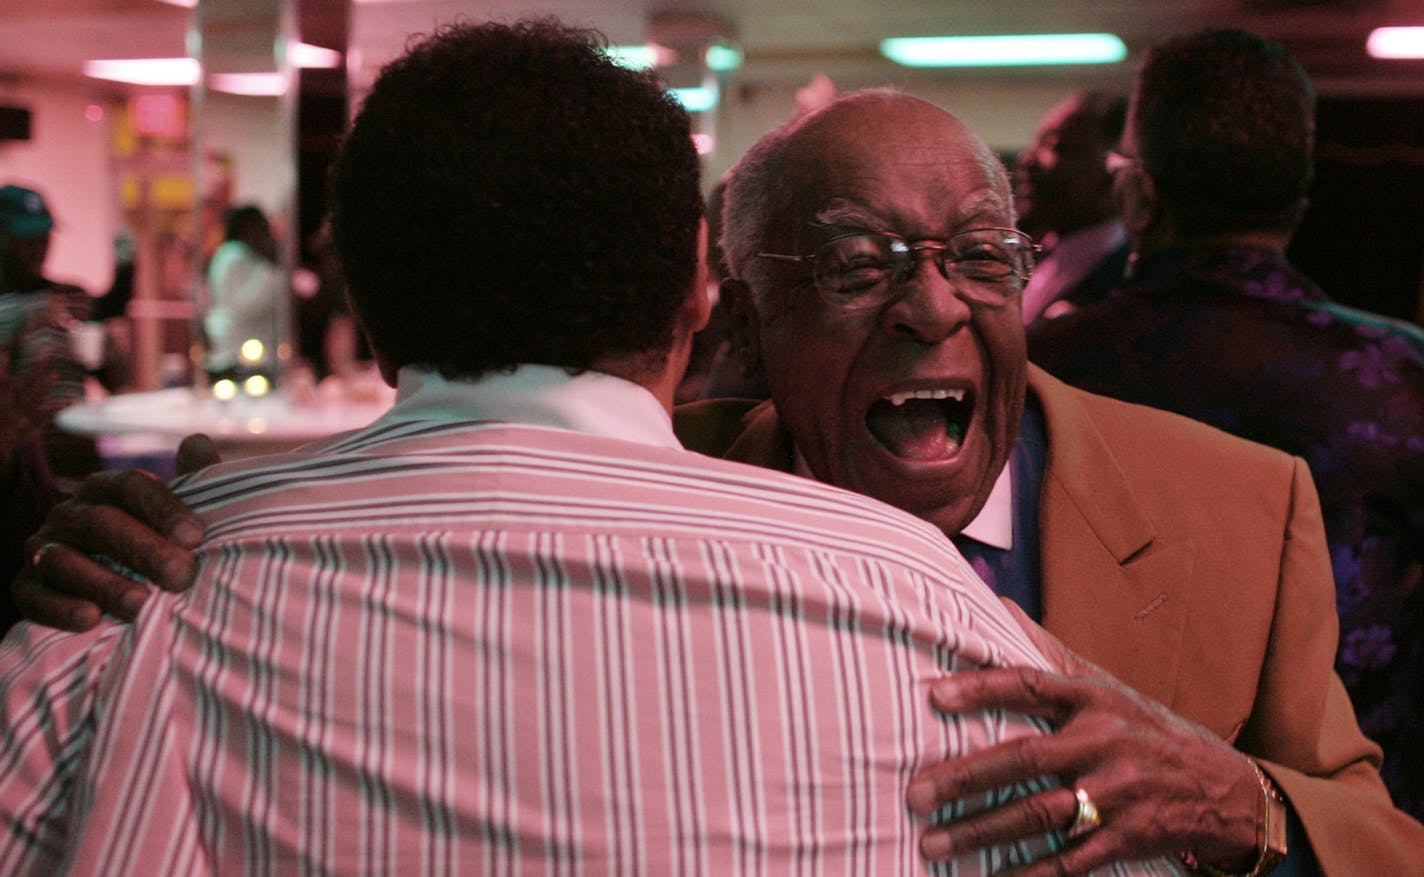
[331,18,703,380]
[1132,27,1315,237]
[222,204,269,245]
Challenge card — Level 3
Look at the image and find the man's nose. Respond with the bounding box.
[880,257,973,344]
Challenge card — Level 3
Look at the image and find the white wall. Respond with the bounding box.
[202,90,297,227]
[0,80,296,297]
[0,80,120,295]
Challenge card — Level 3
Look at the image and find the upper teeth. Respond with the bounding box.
[887,388,966,406]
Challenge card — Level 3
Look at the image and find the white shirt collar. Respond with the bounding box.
[958,463,1014,550]
[389,365,1014,548]
[1020,218,1126,324]
[385,364,683,450]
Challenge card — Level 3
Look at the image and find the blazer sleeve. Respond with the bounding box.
[1241,457,1424,874]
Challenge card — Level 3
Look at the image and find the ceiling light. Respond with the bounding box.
[290,43,343,69]
[881,33,1127,67]
[208,72,290,96]
[607,44,679,70]
[670,85,718,112]
[1367,27,1424,59]
[705,43,743,72]
[83,57,201,86]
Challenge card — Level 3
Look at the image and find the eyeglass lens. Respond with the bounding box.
[812,230,1030,308]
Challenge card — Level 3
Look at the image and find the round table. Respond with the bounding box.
[57,385,395,470]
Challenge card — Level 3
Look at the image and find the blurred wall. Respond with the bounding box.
[0,80,118,295]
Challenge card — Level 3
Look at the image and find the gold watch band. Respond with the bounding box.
[1183,759,1288,877]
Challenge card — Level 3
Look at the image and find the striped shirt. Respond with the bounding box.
[0,367,1182,876]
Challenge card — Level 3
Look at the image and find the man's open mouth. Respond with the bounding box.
[865,388,972,461]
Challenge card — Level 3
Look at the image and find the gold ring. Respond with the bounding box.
[1066,787,1101,839]
[30,541,60,570]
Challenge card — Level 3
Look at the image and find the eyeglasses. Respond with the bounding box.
[1104,150,1142,175]
[758,227,1038,311]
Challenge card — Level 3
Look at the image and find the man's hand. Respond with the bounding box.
[906,627,1264,876]
[12,434,220,631]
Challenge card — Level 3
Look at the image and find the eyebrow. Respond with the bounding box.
[810,193,1013,235]
[811,203,882,231]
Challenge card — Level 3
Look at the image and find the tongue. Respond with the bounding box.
[866,398,962,460]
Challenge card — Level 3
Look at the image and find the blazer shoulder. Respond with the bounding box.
[673,397,770,457]
[1031,365,1300,497]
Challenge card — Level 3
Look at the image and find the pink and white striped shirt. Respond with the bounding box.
[0,367,1182,876]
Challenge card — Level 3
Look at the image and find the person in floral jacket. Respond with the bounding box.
[1030,27,1424,820]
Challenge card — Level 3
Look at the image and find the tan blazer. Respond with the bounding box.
[674,364,1424,876]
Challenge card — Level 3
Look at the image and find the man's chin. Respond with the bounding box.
[848,466,985,535]
[850,445,988,538]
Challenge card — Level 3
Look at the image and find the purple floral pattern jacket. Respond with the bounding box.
[1029,245,1424,820]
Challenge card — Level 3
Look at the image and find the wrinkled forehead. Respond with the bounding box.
[780,98,1013,237]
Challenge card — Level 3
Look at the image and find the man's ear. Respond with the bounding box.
[1118,166,1160,241]
[684,217,713,334]
[721,278,762,378]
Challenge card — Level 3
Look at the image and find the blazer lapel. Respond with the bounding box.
[1031,366,1195,707]
[699,378,1195,708]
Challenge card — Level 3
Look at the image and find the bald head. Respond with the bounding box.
[722,90,1013,295]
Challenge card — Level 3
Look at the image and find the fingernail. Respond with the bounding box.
[162,557,197,590]
[118,588,148,620]
[921,831,953,860]
[68,605,98,631]
[929,679,963,710]
[906,779,935,814]
[171,519,204,548]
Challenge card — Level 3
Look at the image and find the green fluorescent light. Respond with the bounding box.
[671,85,718,112]
[881,33,1127,67]
[705,43,744,72]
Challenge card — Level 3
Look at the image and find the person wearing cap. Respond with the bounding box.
[0,184,97,631]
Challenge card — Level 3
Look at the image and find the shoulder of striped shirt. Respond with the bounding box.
[168,419,1051,669]
[180,420,942,539]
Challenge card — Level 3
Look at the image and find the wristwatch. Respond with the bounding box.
[1184,759,1288,877]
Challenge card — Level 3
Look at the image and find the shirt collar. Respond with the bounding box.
[385,364,683,450]
[1051,217,1126,262]
[958,463,1014,550]
[1020,219,1125,323]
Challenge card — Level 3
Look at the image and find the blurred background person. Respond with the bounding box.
[87,231,136,392]
[293,219,366,385]
[0,183,106,633]
[1029,27,1424,819]
[0,183,106,488]
[0,341,62,636]
[1015,90,1130,329]
[203,203,287,383]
